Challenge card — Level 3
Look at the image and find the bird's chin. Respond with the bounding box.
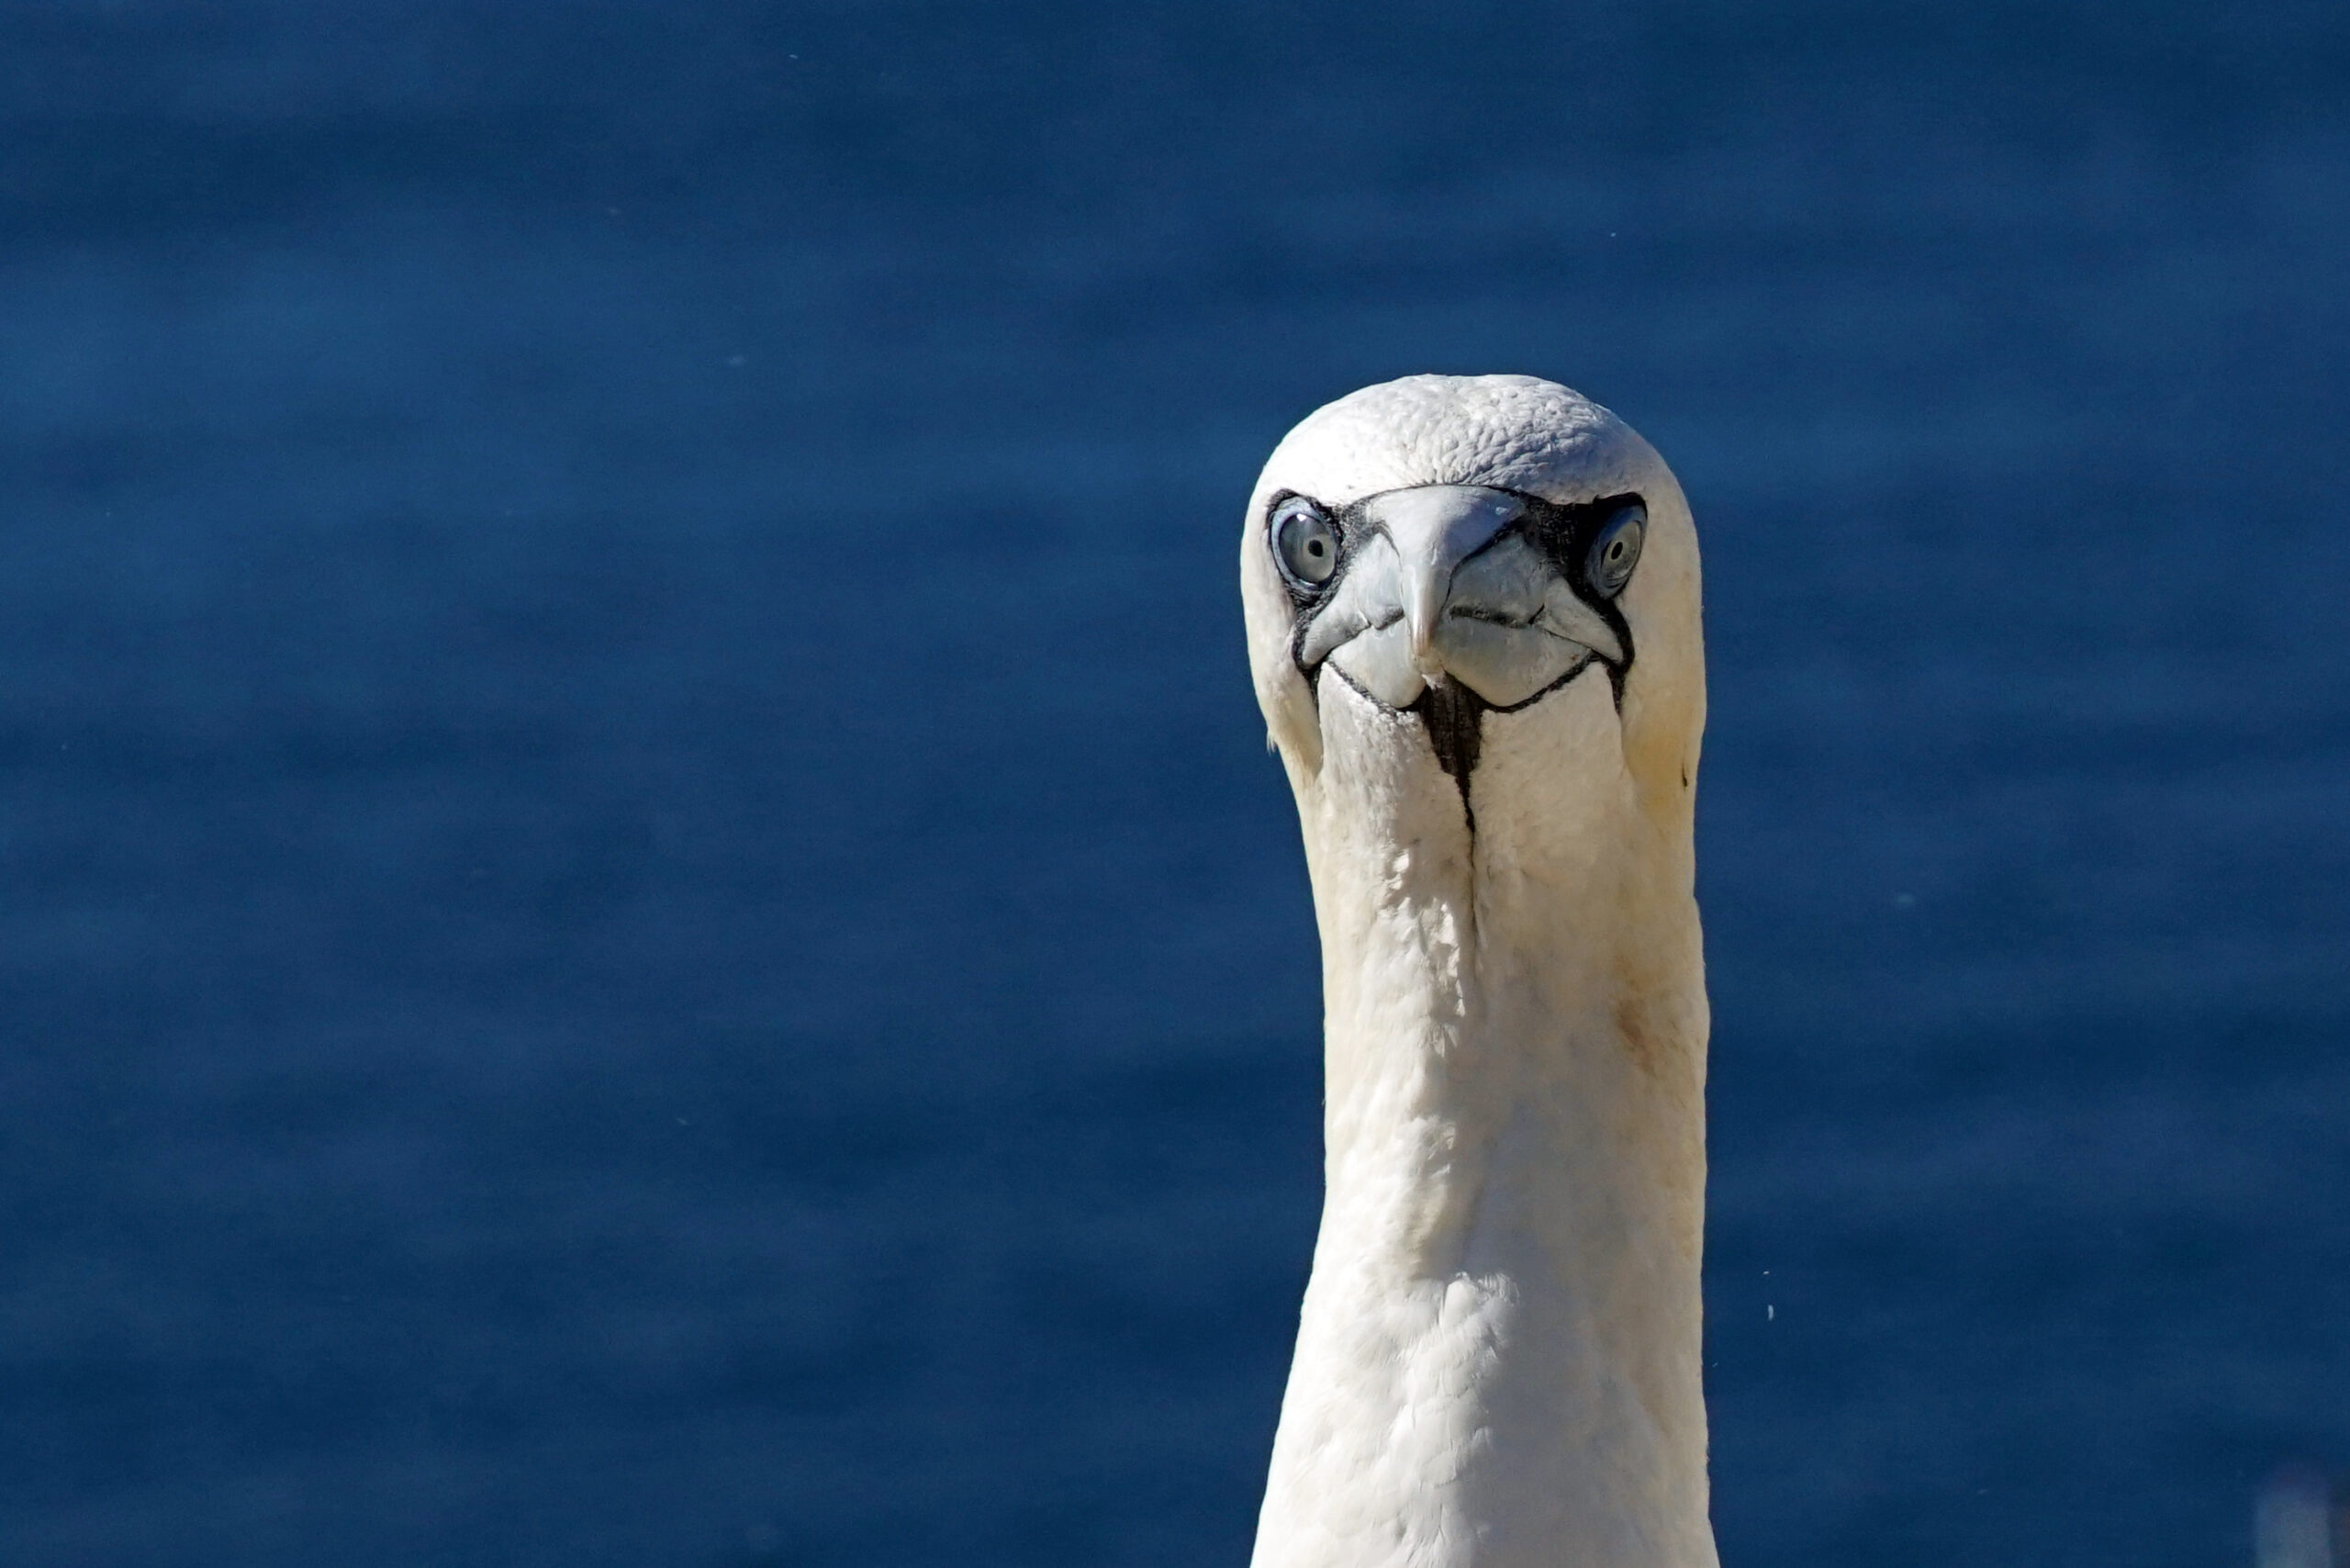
[1322,620,1600,712]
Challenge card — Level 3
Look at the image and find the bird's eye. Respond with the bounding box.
[1271,497,1341,590]
[1584,504,1646,599]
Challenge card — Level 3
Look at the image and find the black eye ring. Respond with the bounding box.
[1270,495,1341,593]
[1583,503,1646,599]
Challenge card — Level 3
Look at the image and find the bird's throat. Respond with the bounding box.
[1256,676,1716,1568]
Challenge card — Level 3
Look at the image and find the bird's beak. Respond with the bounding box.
[1357,487,1524,674]
[1296,481,1619,712]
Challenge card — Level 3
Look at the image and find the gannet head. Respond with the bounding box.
[1240,374,1703,822]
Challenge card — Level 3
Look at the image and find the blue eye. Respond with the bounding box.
[1271,497,1340,589]
[1584,504,1645,598]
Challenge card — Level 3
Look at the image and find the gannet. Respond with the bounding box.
[1239,375,1714,1568]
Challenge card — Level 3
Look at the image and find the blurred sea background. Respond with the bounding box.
[3,2,2346,1564]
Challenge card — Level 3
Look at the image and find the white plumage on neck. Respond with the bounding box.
[1240,376,1714,1568]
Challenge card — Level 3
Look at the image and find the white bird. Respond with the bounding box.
[1238,375,1715,1568]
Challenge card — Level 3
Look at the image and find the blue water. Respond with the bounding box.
[2,3,2346,1563]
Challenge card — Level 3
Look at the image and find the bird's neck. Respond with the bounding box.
[1255,678,1716,1568]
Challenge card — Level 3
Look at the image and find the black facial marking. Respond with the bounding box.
[1411,680,1485,825]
